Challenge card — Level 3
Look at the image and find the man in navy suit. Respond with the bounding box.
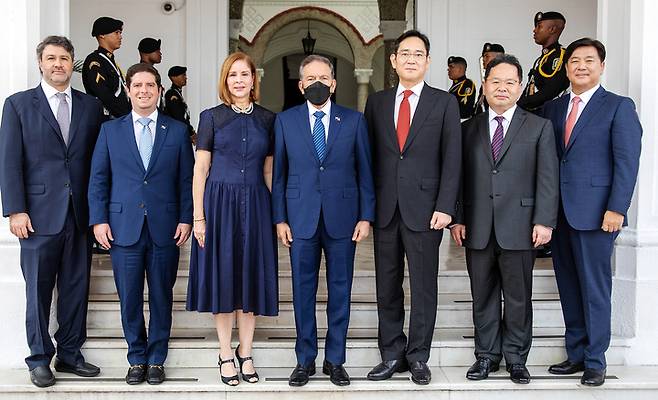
[0,36,103,387]
[272,55,375,387]
[543,38,642,386]
[88,63,193,385]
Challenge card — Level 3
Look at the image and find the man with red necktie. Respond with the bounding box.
[543,38,642,387]
[364,30,461,385]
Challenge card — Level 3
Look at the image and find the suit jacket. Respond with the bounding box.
[457,107,559,250]
[0,85,104,234]
[88,113,194,247]
[365,83,462,231]
[272,102,375,240]
[543,86,642,230]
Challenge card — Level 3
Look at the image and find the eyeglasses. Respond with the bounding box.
[487,79,520,88]
[396,52,427,61]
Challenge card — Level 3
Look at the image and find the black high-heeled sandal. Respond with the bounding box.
[235,344,259,383]
[218,356,239,386]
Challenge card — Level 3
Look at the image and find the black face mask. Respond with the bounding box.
[303,81,332,105]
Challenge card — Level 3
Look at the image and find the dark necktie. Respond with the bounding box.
[491,115,505,162]
[396,90,413,151]
[312,110,326,162]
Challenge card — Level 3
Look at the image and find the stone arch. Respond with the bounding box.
[240,6,382,70]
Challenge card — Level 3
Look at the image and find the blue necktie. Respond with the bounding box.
[312,110,326,162]
[137,117,153,169]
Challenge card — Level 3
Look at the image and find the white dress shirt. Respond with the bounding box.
[40,79,72,121]
[566,84,600,124]
[132,109,158,150]
[488,105,517,141]
[307,100,331,141]
[394,80,424,129]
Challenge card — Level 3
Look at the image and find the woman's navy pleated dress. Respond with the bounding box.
[187,103,278,316]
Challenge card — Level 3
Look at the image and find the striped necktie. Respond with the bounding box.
[491,116,505,162]
[312,110,326,162]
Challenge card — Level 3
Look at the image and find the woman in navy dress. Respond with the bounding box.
[187,52,278,386]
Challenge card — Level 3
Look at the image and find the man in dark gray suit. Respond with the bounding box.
[450,54,558,384]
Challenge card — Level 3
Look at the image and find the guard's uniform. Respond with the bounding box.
[518,12,569,114]
[137,38,165,110]
[164,85,194,137]
[474,43,505,115]
[449,76,476,119]
[82,47,130,118]
[474,85,488,116]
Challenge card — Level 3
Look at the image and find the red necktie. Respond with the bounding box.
[396,90,413,151]
[564,96,582,146]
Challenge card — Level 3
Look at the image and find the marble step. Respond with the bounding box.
[2,365,656,400]
[86,293,566,330]
[89,262,559,297]
[79,327,629,368]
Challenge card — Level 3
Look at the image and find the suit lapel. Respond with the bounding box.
[476,113,494,166]
[495,107,526,166]
[123,115,146,174]
[146,115,168,174]
[67,90,85,147]
[324,103,343,159]
[402,84,431,153]
[383,89,399,151]
[554,94,570,154]
[565,86,607,154]
[297,103,320,165]
[33,86,65,146]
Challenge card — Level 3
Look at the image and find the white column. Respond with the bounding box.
[415,0,449,88]
[600,0,658,365]
[354,68,373,112]
[185,0,229,126]
[0,0,69,369]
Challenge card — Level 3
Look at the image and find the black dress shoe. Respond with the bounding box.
[125,364,146,385]
[147,365,166,385]
[29,365,55,388]
[409,361,431,385]
[466,358,500,380]
[508,364,531,384]
[581,368,606,386]
[366,359,409,381]
[289,364,316,387]
[54,358,101,377]
[548,359,585,375]
[322,360,350,386]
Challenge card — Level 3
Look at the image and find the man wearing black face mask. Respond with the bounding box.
[272,55,375,387]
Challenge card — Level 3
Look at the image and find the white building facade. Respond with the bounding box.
[0,0,656,372]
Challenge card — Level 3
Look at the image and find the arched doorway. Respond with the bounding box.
[240,6,383,112]
[258,19,357,112]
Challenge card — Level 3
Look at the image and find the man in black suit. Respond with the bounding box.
[364,30,462,385]
[450,54,559,384]
[0,36,104,387]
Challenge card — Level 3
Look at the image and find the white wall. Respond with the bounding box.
[69,0,188,94]
[417,0,597,91]
[69,0,228,127]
